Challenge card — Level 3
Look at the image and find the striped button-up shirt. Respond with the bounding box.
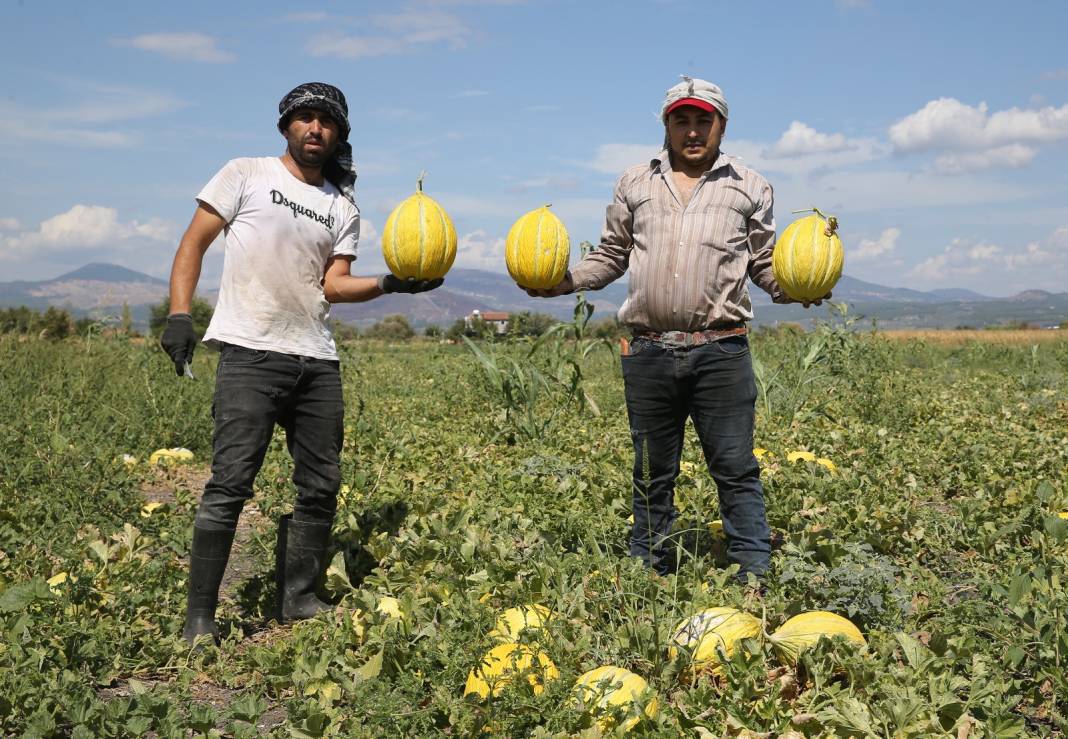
[569,149,787,332]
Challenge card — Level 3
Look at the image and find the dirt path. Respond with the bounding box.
[95,465,288,731]
[140,464,269,600]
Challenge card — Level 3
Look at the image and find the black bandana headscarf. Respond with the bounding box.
[277,82,357,205]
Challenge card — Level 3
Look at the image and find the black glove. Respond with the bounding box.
[378,274,444,294]
[160,313,196,376]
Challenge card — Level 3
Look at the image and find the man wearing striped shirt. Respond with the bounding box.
[526,77,826,583]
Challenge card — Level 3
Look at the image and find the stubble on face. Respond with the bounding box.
[284,110,340,169]
[666,107,725,174]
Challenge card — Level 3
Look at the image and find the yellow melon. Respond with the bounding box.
[382,173,457,280]
[463,643,560,699]
[505,205,570,289]
[772,208,843,302]
[488,604,553,642]
[572,665,659,733]
[148,447,194,466]
[768,611,865,663]
[668,607,761,672]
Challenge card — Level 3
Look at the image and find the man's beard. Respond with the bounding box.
[288,137,335,168]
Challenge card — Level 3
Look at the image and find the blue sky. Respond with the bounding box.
[2,0,1067,296]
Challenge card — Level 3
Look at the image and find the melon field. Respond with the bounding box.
[1,310,1067,737]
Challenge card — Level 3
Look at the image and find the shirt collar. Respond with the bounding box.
[651,149,737,177]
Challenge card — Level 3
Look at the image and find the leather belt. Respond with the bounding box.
[636,326,748,348]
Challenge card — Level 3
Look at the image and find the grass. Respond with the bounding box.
[1,324,1066,736]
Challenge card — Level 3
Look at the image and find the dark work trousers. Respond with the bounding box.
[195,343,344,531]
[621,335,770,579]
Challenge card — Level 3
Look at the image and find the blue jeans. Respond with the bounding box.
[621,335,770,579]
[195,343,344,531]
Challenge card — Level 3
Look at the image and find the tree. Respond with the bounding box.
[364,314,415,340]
[33,306,73,340]
[445,318,468,341]
[149,295,214,338]
[330,319,360,342]
[423,324,443,338]
[507,311,557,337]
[121,302,134,335]
[589,317,627,340]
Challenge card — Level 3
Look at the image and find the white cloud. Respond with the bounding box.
[456,229,506,270]
[835,0,871,8]
[309,8,474,58]
[852,227,900,261]
[933,144,1037,175]
[0,84,184,149]
[584,144,659,174]
[909,227,1068,287]
[524,104,560,113]
[283,11,331,22]
[506,175,580,194]
[455,89,491,98]
[889,98,1068,152]
[116,33,235,63]
[0,218,20,231]
[766,121,862,158]
[359,217,379,245]
[0,205,175,261]
[310,34,407,58]
[1043,69,1068,81]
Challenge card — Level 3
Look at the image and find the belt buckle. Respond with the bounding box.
[660,330,691,348]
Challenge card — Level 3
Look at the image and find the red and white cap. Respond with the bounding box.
[660,76,728,121]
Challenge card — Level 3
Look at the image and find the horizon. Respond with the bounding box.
[16,260,1066,302]
[2,1,1067,296]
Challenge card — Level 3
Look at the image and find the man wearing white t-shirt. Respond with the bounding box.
[160,83,441,645]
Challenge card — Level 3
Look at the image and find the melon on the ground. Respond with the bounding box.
[463,643,560,699]
[668,607,761,672]
[571,665,659,733]
[768,611,865,663]
[488,604,553,642]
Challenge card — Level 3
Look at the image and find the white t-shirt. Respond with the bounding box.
[197,157,360,360]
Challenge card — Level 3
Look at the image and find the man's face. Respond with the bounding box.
[666,106,726,170]
[284,108,340,168]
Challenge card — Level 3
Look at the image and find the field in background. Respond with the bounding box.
[880,328,1066,345]
[1,323,1066,736]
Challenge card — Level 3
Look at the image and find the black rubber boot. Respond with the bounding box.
[277,514,334,623]
[182,526,236,646]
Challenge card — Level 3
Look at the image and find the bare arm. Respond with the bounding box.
[322,256,385,303]
[168,203,226,314]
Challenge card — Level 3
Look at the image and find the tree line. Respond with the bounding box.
[0,298,629,342]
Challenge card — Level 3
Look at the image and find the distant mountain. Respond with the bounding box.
[0,262,170,318]
[55,263,167,284]
[1,263,1065,330]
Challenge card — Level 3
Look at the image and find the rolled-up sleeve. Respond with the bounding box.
[746,179,790,303]
[568,177,633,292]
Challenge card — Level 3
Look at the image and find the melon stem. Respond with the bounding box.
[417,170,427,192]
[791,207,839,237]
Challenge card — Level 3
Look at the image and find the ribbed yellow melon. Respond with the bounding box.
[149,447,194,466]
[382,173,457,280]
[571,665,659,733]
[505,205,570,289]
[668,607,761,672]
[463,643,560,699]
[768,611,865,663]
[772,208,843,302]
[489,604,553,642]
